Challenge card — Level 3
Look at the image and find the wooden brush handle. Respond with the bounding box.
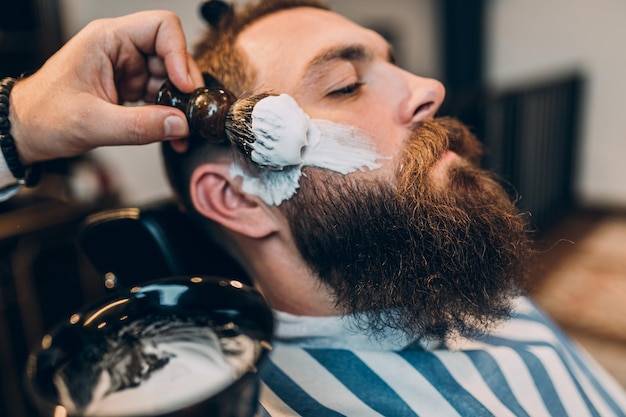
[155,74,236,143]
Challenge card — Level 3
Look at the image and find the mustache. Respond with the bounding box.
[408,117,484,166]
[398,117,484,192]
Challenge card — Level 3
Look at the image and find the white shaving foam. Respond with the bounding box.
[249,94,308,168]
[229,94,385,206]
[55,322,258,417]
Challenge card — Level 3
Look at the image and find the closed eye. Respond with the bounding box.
[327,82,363,97]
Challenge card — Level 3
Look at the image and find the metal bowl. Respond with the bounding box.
[25,276,274,417]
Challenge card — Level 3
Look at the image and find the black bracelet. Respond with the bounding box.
[0,76,41,187]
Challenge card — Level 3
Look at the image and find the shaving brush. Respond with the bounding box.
[223,93,274,158]
[156,73,309,170]
[156,75,237,143]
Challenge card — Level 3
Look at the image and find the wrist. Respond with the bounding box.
[0,76,41,187]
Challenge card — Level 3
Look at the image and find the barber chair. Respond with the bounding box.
[24,200,271,417]
[77,199,249,290]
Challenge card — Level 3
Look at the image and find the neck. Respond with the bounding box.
[229,231,339,317]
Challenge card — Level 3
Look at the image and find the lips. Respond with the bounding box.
[440,149,459,164]
[428,150,459,183]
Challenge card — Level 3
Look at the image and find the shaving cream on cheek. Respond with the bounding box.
[230,94,387,206]
[249,94,308,168]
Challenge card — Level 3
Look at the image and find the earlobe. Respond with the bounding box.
[190,164,277,239]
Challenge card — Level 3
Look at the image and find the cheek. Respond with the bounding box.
[368,121,402,157]
[305,103,404,158]
[350,108,404,162]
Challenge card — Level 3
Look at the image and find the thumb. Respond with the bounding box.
[89,103,190,147]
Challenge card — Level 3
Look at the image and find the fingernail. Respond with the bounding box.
[164,115,187,138]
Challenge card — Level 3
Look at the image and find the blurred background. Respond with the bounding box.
[1,0,625,416]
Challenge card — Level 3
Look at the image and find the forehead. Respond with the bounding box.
[236,7,386,93]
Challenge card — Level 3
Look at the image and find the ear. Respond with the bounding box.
[190,162,278,239]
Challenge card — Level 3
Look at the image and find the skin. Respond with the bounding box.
[190,8,449,316]
[238,8,445,170]
[8,10,204,166]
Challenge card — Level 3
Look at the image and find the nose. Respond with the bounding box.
[398,71,446,124]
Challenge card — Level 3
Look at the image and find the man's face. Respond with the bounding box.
[236,7,445,171]
[234,6,530,341]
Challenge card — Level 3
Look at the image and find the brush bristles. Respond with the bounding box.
[225,93,272,158]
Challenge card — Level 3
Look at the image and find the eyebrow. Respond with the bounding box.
[301,43,395,87]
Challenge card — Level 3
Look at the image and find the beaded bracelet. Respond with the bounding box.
[0,76,41,187]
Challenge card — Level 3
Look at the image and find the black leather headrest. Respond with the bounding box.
[78,200,248,290]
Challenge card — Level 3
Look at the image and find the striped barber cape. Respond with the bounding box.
[257,297,626,416]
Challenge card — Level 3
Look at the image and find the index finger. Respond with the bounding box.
[119,10,203,93]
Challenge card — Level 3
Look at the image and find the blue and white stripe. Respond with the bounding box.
[258,297,626,416]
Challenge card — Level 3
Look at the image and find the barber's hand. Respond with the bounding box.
[8,10,203,165]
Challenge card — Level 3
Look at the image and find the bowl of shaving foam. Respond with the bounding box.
[24,276,274,417]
